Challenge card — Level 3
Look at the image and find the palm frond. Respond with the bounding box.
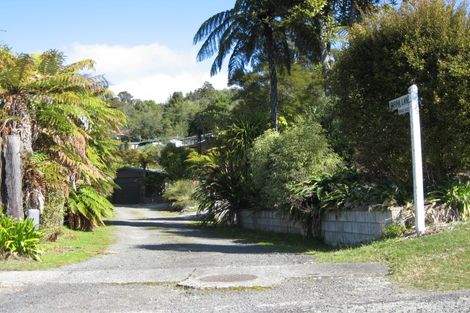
[193,10,234,45]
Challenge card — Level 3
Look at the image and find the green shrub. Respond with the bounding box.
[159,143,194,180]
[40,190,66,230]
[382,223,407,239]
[145,171,168,198]
[250,123,342,210]
[289,168,412,238]
[332,0,470,183]
[0,214,42,261]
[429,177,470,221]
[163,179,197,211]
[190,117,266,225]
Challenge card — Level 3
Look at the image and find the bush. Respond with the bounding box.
[382,223,407,239]
[429,177,470,221]
[159,143,194,180]
[190,117,266,225]
[162,179,197,211]
[40,190,66,230]
[145,171,168,198]
[0,214,42,261]
[250,123,342,210]
[289,168,412,238]
[332,0,470,183]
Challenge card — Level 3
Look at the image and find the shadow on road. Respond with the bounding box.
[135,243,285,254]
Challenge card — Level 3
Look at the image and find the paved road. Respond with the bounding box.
[0,205,469,313]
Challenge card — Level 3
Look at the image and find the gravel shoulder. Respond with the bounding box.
[0,204,468,313]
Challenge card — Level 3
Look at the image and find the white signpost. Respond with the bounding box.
[389,85,425,233]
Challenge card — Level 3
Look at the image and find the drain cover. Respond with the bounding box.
[198,274,258,283]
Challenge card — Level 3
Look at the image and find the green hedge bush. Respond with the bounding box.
[332,0,470,184]
[40,190,66,230]
[249,123,341,211]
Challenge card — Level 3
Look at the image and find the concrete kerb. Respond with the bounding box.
[0,263,389,290]
[177,263,388,289]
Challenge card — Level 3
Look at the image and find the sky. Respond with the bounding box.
[0,0,234,102]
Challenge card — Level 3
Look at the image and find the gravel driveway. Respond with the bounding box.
[0,204,468,313]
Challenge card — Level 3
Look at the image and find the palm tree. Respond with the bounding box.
[194,0,301,130]
[0,48,124,228]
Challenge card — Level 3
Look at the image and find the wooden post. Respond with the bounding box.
[5,135,23,220]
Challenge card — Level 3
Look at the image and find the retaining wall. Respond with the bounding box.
[321,210,400,245]
[239,210,305,236]
[239,208,400,246]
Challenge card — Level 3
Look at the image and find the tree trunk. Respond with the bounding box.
[10,98,33,155]
[265,25,279,131]
[5,135,24,220]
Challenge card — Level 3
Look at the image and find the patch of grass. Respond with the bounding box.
[0,226,115,271]
[204,223,470,291]
[312,223,470,291]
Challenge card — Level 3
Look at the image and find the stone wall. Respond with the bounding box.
[239,208,400,246]
[322,209,400,246]
[239,210,305,236]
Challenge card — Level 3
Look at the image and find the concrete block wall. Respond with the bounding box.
[239,210,305,236]
[240,208,400,246]
[321,210,398,246]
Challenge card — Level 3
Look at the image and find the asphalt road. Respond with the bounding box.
[0,205,468,313]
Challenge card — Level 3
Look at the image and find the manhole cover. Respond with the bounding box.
[199,274,258,283]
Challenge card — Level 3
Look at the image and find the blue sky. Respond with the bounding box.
[1,0,234,102]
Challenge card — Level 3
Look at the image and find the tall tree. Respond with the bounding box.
[0,48,124,228]
[194,0,324,130]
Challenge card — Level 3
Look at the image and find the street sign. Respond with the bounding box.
[389,94,410,114]
[388,85,425,233]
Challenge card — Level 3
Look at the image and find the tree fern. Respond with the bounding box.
[68,186,113,231]
[0,47,125,228]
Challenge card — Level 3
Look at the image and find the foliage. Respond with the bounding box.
[194,0,325,129]
[67,186,114,231]
[145,171,168,198]
[159,143,194,181]
[332,0,470,183]
[250,123,342,212]
[0,226,114,270]
[162,179,198,211]
[382,223,407,239]
[288,168,412,237]
[190,117,266,225]
[119,145,160,170]
[161,92,202,138]
[113,84,235,141]
[0,214,42,261]
[429,176,470,221]
[111,93,164,141]
[232,63,330,128]
[0,48,124,230]
[40,190,66,230]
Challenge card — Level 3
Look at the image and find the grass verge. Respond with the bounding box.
[203,222,470,291]
[0,226,115,271]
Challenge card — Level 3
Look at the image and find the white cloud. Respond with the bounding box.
[64,42,228,103]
